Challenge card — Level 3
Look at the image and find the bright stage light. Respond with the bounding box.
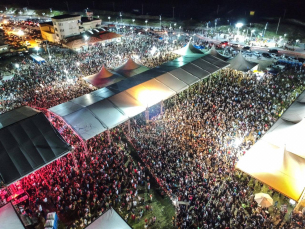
[235,23,243,28]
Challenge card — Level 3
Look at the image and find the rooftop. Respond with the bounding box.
[52,14,80,20]
[39,21,53,26]
[81,17,101,23]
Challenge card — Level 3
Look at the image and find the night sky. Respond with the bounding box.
[1,0,304,20]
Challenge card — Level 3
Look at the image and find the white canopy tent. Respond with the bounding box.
[0,203,25,229]
[236,91,305,201]
[49,55,229,140]
[85,208,131,229]
[173,42,204,57]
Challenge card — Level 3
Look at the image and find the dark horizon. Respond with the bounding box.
[1,0,305,21]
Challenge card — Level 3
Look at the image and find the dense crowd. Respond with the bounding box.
[130,68,305,228]
[0,33,183,114]
[14,114,157,229]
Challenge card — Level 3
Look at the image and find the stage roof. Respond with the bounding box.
[49,55,229,140]
[236,91,305,201]
[85,208,131,229]
[0,106,71,185]
[0,203,25,229]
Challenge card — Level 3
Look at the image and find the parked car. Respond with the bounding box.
[262,53,272,58]
[270,53,279,59]
[242,46,251,51]
[268,49,278,54]
[230,43,240,48]
[220,41,229,47]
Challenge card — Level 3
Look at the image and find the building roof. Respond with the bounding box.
[52,14,80,20]
[81,17,101,23]
[39,21,53,26]
[0,106,71,185]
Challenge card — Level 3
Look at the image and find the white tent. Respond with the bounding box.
[173,42,204,57]
[85,208,131,229]
[205,45,229,61]
[236,91,305,201]
[83,66,125,88]
[0,203,25,229]
[229,52,257,72]
[115,57,150,77]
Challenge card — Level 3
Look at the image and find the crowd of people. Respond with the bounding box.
[130,68,305,228]
[13,113,158,229]
[0,33,183,114]
[2,27,305,229]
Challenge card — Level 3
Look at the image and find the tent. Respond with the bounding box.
[173,42,204,57]
[0,203,25,229]
[229,52,257,72]
[50,55,229,140]
[83,66,125,88]
[0,106,71,185]
[114,57,150,78]
[85,208,131,229]
[205,45,230,61]
[255,60,274,71]
[236,91,305,201]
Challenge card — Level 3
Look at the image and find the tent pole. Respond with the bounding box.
[107,130,111,144]
[145,109,149,124]
[160,101,163,115]
[127,120,131,134]
[198,80,201,93]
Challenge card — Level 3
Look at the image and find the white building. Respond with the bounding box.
[49,14,102,43]
[51,14,81,42]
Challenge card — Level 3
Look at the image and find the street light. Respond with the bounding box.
[15,64,19,69]
[119,12,122,23]
[108,16,111,22]
[251,29,255,39]
[159,15,162,30]
[35,47,40,55]
[132,19,135,24]
[235,22,243,34]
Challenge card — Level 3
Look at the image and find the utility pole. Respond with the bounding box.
[113,2,115,11]
[276,17,281,35]
[283,9,287,19]
[173,6,175,19]
[217,5,219,15]
[64,1,70,12]
[142,4,143,15]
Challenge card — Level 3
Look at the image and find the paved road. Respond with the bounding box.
[196,35,305,58]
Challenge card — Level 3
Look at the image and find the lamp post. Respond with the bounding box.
[160,15,162,30]
[35,46,40,55]
[145,20,148,33]
[251,29,255,40]
[132,19,135,24]
[119,12,122,24]
[235,23,243,35]
[108,16,111,23]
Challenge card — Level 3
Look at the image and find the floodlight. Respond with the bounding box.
[235,23,243,28]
